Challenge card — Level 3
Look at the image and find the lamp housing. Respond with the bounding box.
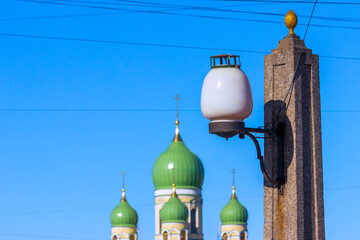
[201,54,253,134]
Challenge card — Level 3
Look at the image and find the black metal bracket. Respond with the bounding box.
[209,121,285,194]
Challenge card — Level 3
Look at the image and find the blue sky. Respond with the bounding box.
[0,0,359,239]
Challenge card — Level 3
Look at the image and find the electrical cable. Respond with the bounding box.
[273,0,318,123]
[0,33,358,61]
[284,0,318,112]
[17,0,360,30]
[0,233,102,240]
[0,108,199,112]
[207,0,360,5]
[0,185,357,217]
[0,32,269,53]
[303,0,318,42]
[32,0,360,23]
[325,185,360,191]
[91,0,360,23]
[1,1,278,21]
[39,0,175,8]
[0,108,360,112]
[0,184,357,217]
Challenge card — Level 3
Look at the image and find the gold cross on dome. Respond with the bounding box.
[121,171,126,189]
[232,168,237,187]
[173,94,181,120]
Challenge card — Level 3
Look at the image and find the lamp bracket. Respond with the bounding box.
[209,121,285,194]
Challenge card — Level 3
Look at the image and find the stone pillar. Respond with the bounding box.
[263,11,325,240]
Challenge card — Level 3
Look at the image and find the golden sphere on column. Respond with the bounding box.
[285,10,298,35]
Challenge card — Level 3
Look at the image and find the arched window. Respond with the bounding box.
[112,236,117,240]
[130,235,135,240]
[222,233,227,240]
[190,209,196,233]
[159,218,162,234]
[181,230,186,240]
[163,231,168,240]
[240,232,246,240]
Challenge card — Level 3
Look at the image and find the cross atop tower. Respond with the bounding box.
[231,168,237,199]
[172,94,183,142]
[121,171,126,189]
[232,168,237,187]
[173,94,181,121]
[121,171,127,202]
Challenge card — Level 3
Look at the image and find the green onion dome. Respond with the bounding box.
[220,187,248,225]
[152,120,205,190]
[160,185,189,223]
[110,189,138,228]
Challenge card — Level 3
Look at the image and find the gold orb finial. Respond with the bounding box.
[231,186,237,199]
[285,10,298,35]
[172,183,177,197]
[173,119,182,142]
[121,188,127,202]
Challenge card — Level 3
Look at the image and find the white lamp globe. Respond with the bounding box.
[201,54,253,123]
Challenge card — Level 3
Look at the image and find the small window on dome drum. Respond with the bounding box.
[240,232,246,240]
[159,218,162,234]
[130,234,135,240]
[112,236,117,240]
[190,209,196,233]
[222,233,228,240]
[181,230,186,240]
[163,231,168,240]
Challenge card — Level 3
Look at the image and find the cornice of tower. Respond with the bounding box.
[155,188,202,197]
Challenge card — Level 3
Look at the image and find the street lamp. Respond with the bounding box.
[200,54,285,194]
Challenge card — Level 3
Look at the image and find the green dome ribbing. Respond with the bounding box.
[110,190,138,228]
[220,190,248,225]
[160,193,189,223]
[152,124,204,190]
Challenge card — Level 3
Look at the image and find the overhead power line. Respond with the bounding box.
[303,0,318,40]
[18,0,360,29]
[289,0,318,108]
[1,1,277,22]
[210,0,360,5]
[0,108,198,112]
[35,0,173,8]
[0,233,102,240]
[273,0,318,123]
[0,185,357,217]
[0,32,358,61]
[325,185,360,191]
[26,0,360,23]
[82,0,360,23]
[24,0,360,6]
[0,32,269,53]
[0,108,359,113]
[4,8,360,25]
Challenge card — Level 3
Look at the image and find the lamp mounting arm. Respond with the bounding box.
[208,121,285,194]
[241,124,285,194]
[242,131,278,186]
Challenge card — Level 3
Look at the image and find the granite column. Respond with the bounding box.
[263,11,325,240]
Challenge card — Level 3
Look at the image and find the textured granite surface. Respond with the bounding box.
[263,34,325,240]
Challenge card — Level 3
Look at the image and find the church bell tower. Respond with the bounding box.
[152,95,205,240]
